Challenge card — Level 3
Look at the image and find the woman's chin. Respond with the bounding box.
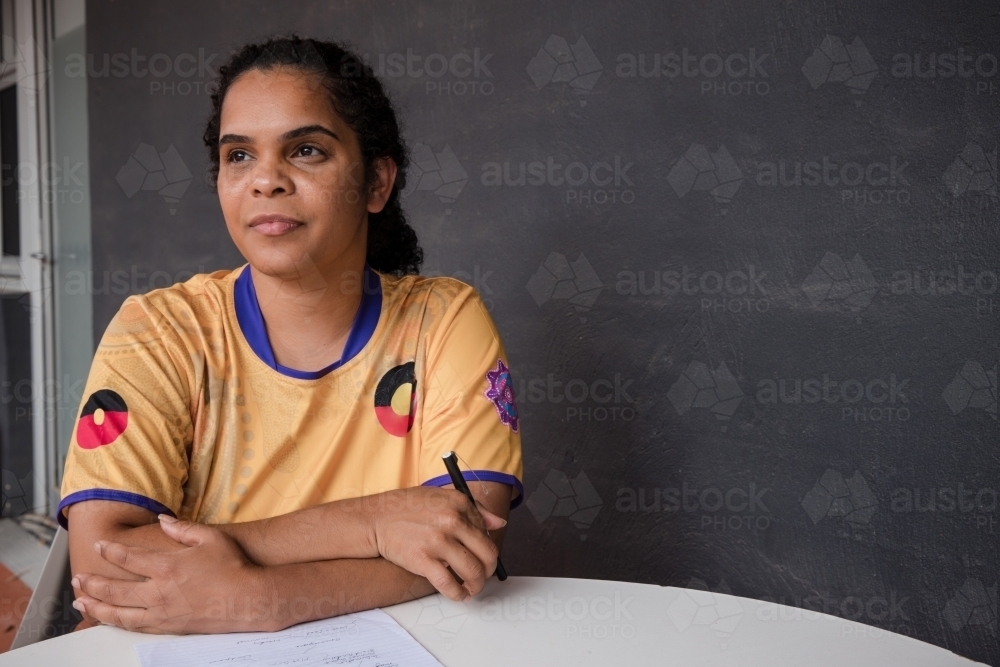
[245,245,321,278]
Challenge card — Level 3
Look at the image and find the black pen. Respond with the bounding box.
[442,451,508,581]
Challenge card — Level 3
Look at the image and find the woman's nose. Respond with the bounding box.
[252,155,294,196]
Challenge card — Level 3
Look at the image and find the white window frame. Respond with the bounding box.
[0,0,57,514]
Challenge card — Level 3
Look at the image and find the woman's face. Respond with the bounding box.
[216,66,395,282]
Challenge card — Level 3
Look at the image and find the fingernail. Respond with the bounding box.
[71,576,80,588]
[93,541,104,553]
[72,600,84,611]
[500,519,508,527]
[158,514,177,523]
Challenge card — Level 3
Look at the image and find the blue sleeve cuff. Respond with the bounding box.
[56,489,176,530]
[421,470,524,510]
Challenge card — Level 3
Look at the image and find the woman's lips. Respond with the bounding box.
[249,216,303,236]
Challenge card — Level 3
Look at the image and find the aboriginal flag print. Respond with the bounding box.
[374,362,417,436]
[77,389,129,449]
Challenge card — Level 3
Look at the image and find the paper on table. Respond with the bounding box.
[134,608,444,667]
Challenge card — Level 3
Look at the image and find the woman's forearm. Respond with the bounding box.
[217,493,381,566]
[220,482,507,568]
[252,557,438,632]
[67,495,380,575]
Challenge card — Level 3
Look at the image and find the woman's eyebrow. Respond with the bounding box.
[281,125,340,142]
[219,133,251,146]
[218,125,340,146]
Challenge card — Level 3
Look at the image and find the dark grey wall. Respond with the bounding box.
[84,1,998,663]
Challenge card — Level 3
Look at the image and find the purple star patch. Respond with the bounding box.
[484,357,519,433]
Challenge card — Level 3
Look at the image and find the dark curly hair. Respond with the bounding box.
[203,35,422,276]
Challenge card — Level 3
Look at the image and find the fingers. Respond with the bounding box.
[157,514,212,547]
[437,539,491,597]
[73,595,163,632]
[73,593,191,634]
[460,495,508,532]
[72,574,166,609]
[476,505,508,531]
[452,505,502,581]
[421,560,471,603]
[455,527,500,586]
[94,540,167,578]
[436,493,502,592]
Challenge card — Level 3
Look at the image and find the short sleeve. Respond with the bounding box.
[418,287,524,509]
[57,296,194,529]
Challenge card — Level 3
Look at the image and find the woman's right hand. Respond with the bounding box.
[365,486,507,602]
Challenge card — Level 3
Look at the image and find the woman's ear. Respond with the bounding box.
[366,157,399,214]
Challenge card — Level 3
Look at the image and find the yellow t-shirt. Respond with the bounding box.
[58,262,523,527]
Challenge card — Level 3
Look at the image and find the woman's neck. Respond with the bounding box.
[250,258,366,372]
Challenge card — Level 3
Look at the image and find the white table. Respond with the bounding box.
[0,576,986,666]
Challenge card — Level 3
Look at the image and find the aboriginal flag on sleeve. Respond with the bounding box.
[76,389,129,450]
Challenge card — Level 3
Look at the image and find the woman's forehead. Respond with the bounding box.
[220,67,344,136]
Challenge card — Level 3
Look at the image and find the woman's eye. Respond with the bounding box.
[226,149,250,163]
[295,144,325,158]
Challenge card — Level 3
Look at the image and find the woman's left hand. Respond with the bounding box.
[72,516,273,634]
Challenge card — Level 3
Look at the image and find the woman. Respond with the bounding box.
[60,35,523,634]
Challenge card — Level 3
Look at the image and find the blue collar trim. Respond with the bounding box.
[234,263,382,379]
